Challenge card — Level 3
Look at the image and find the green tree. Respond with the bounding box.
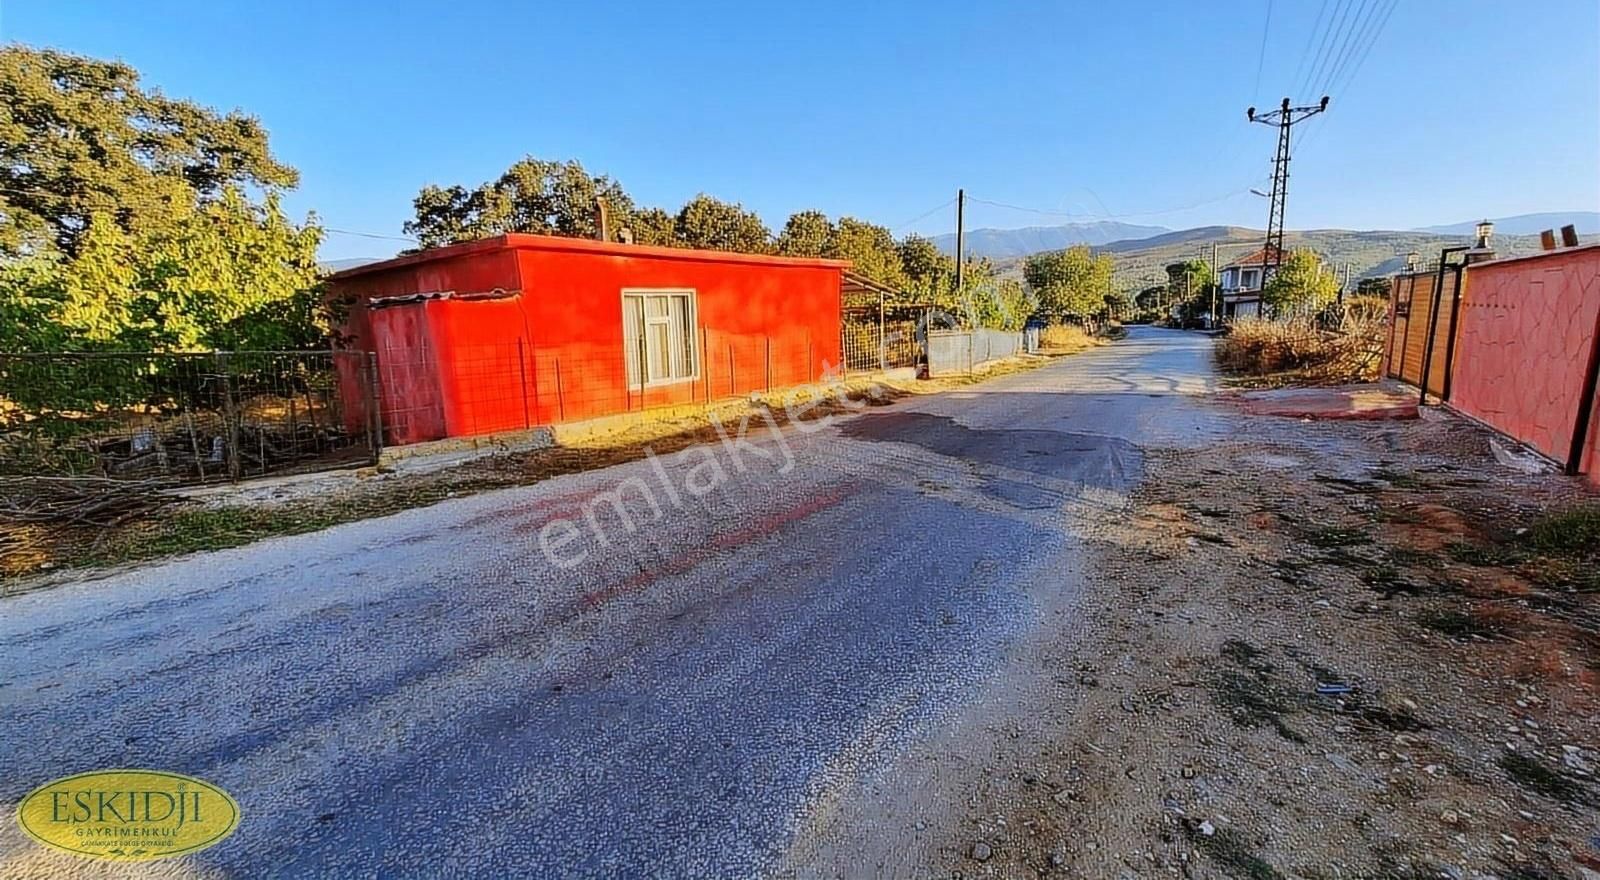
[24,190,325,351]
[0,47,325,352]
[404,156,637,248]
[1262,249,1340,313]
[897,235,954,300]
[776,210,834,257]
[826,217,905,289]
[0,46,298,258]
[627,207,678,247]
[672,194,772,253]
[1023,245,1114,317]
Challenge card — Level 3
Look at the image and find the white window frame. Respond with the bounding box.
[621,288,699,389]
[1241,268,1261,291]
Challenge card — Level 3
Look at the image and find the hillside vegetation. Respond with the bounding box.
[995,225,1569,290]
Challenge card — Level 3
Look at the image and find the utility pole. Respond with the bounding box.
[954,189,966,294]
[1210,241,1220,326]
[1247,96,1329,278]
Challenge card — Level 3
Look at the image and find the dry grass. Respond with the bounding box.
[1038,324,1105,354]
[1215,310,1386,385]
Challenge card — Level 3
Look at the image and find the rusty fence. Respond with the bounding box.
[0,350,380,485]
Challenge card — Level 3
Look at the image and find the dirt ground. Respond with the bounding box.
[940,408,1600,880]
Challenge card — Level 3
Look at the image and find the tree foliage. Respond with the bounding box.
[672,194,772,253]
[776,210,833,258]
[0,46,325,352]
[2,190,325,351]
[825,217,904,289]
[1262,249,1340,313]
[0,46,298,259]
[1023,246,1115,317]
[404,157,637,248]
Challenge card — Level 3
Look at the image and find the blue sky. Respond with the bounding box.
[6,0,1598,260]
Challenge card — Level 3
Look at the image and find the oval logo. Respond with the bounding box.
[16,770,240,861]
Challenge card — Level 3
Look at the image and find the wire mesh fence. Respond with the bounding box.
[370,329,843,446]
[0,350,379,485]
[841,305,930,373]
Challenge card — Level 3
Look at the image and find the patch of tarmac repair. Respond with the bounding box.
[840,411,1144,496]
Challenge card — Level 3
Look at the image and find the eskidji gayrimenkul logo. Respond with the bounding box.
[16,770,240,861]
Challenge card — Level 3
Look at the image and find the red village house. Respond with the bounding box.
[327,234,849,445]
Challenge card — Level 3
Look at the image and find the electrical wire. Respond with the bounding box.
[890,198,956,233]
[966,181,1272,223]
[1314,0,1378,98]
[324,227,418,243]
[1251,0,1275,102]
[1299,0,1351,97]
[1288,0,1332,101]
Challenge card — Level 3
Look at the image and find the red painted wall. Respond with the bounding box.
[328,235,846,444]
[1449,246,1600,484]
[513,241,843,425]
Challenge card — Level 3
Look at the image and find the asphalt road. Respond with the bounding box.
[0,327,1223,878]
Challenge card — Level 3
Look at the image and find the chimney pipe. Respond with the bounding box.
[1540,230,1558,250]
[1561,224,1580,247]
[595,197,611,243]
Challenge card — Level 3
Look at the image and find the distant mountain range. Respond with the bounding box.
[1415,212,1600,236]
[989,222,1594,290]
[929,221,1169,259]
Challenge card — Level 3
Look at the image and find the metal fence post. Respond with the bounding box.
[516,339,530,429]
[878,291,887,371]
[366,352,383,463]
[216,351,242,482]
[765,337,772,393]
[554,356,566,422]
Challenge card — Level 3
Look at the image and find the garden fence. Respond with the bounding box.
[0,350,380,485]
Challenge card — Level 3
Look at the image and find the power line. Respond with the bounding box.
[324,227,418,243]
[1293,0,1397,155]
[1313,0,1376,97]
[1300,0,1351,97]
[891,197,956,233]
[1288,0,1332,99]
[966,183,1271,222]
[1251,0,1275,101]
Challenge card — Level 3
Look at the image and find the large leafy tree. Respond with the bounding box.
[4,190,324,352]
[1262,249,1339,313]
[0,46,298,258]
[897,235,953,299]
[404,157,636,248]
[672,194,772,253]
[826,217,905,289]
[1023,245,1114,317]
[776,210,834,257]
[0,46,324,352]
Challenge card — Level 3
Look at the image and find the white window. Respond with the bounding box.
[622,290,697,387]
[1241,268,1261,290]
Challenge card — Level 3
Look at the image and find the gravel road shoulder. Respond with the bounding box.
[930,407,1600,879]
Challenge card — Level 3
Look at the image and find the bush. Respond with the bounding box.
[1039,324,1101,353]
[1215,313,1385,384]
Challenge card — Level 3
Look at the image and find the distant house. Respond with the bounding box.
[1217,245,1281,319]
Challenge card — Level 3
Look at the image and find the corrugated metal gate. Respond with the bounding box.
[1384,265,1463,398]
